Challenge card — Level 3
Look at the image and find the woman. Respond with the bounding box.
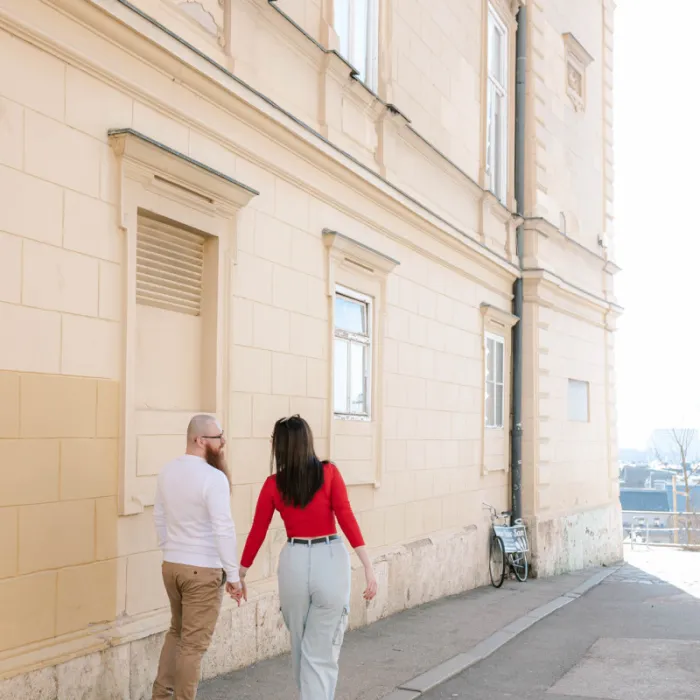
[239,415,377,699]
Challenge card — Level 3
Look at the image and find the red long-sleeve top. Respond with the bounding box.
[240,462,365,568]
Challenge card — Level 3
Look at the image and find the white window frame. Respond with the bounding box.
[333,0,380,92]
[486,5,508,203]
[333,285,373,420]
[485,331,506,429]
[568,379,590,423]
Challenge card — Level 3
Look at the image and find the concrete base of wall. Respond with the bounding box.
[0,525,488,700]
[526,502,623,579]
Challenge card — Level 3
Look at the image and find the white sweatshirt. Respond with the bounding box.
[153,454,240,583]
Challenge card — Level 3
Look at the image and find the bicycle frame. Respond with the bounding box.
[483,503,529,585]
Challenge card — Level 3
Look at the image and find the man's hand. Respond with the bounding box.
[226,581,244,605]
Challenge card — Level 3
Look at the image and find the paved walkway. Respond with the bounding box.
[198,566,614,700]
[199,547,700,699]
[621,545,700,595]
[421,549,700,699]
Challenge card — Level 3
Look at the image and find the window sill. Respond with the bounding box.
[334,413,372,423]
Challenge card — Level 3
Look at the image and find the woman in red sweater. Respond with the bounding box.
[239,415,377,699]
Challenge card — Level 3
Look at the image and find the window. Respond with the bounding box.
[485,332,505,428]
[568,379,589,422]
[334,0,379,91]
[109,129,257,514]
[334,287,372,418]
[486,5,508,202]
[324,230,398,485]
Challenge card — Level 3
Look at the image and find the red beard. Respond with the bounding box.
[205,443,231,490]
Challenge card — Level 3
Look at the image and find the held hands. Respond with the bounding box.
[225,581,244,605]
[225,567,249,605]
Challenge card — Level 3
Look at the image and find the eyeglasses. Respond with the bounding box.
[201,432,225,441]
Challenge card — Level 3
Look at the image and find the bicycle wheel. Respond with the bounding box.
[510,552,528,582]
[489,535,506,588]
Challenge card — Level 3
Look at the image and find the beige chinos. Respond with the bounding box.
[152,562,224,700]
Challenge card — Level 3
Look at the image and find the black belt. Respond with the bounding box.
[287,535,340,545]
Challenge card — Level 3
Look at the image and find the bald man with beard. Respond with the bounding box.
[152,414,243,700]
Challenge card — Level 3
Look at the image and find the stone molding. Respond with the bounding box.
[323,229,399,486]
[563,32,594,113]
[109,129,256,515]
[480,303,519,474]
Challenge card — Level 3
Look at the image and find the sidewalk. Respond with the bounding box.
[198,565,616,700]
[420,548,700,699]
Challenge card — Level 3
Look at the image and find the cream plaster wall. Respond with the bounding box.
[0,0,620,694]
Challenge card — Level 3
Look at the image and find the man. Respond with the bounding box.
[152,414,243,700]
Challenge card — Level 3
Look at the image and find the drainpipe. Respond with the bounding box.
[510,4,527,522]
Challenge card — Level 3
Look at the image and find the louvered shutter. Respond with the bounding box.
[136,213,204,316]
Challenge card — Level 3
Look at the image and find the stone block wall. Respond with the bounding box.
[0,0,622,694]
[0,372,120,655]
[0,527,485,700]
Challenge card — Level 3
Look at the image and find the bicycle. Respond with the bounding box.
[483,503,529,587]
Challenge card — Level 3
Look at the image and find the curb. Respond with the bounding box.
[382,564,623,700]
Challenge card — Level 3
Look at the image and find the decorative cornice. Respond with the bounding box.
[489,0,522,26]
[108,128,258,216]
[522,267,623,317]
[480,303,519,328]
[322,229,400,275]
[523,217,619,271]
[563,32,594,67]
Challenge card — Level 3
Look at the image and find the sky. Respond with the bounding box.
[614,0,700,448]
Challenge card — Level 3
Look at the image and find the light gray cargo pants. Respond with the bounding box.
[278,537,351,699]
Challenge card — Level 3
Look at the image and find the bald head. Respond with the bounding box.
[185,414,229,485]
[187,414,220,443]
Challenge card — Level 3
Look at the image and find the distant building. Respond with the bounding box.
[620,489,670,513]
[619,489,672,544]
[666,484,700,512]
[618,446,650,463]
[620,465,651,488]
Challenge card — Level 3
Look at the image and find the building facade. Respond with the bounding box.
[0,0,621,696]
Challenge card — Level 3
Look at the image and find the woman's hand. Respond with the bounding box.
[363,565,378,601]
[354,546,377,601]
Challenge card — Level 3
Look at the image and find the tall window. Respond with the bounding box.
[334,0,379,91]
[485,332,505,428]
[486,6,508,202]
[568,379,590,422]
[334,287,372,418]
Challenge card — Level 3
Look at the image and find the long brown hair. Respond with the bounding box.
[271,415,324,508]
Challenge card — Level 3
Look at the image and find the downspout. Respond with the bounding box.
[511,4,527,522]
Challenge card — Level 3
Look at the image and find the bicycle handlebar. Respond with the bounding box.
[482,503,511,519]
